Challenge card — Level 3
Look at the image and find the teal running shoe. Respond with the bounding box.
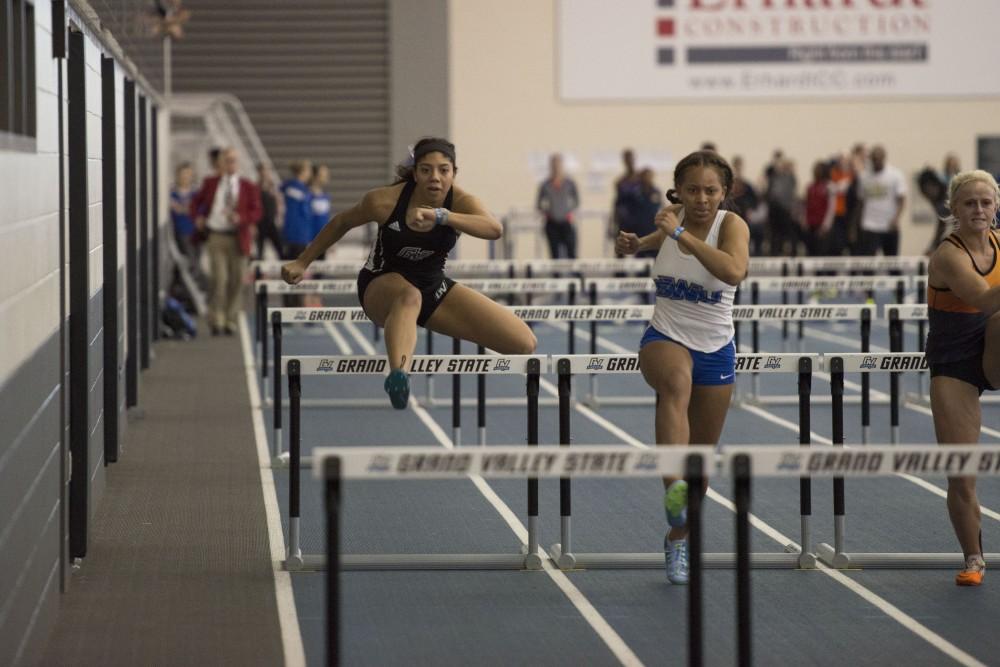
[664,536,689,585]
[384,369,410,410]
[664,480,688,528]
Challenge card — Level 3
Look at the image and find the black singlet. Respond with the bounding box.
[357,181,459,326]
[361,180,457,286]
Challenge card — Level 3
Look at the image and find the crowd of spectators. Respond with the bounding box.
[169,147,336,333]
[536,144,978,261]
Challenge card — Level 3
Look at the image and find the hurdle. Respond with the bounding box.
[546,353,819,570]
[524,256,653,278]
[284,354,548,571]
[815,352,1000,569]
[738,303,875,406]
[317,446,723,667]
[742,274,910,350]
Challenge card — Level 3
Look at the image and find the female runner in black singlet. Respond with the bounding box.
[282,138,536,408]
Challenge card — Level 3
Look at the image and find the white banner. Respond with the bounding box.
[559,0,997,100]
[822,353,927,373]
[292,355,544,376]
[313,445,715,479]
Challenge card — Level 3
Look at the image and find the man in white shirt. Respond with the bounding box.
[858,145,907,257]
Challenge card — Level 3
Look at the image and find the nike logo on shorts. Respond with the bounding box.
[720,373,734,380]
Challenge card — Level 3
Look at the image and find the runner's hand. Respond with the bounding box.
[615,231,640,256]
[406,206,437,232]
[282,259,308,285]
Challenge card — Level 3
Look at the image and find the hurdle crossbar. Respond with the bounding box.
[285,355,548,572]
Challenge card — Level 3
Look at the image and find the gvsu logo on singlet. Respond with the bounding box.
[654,277,723,305]
[397,247,434,261]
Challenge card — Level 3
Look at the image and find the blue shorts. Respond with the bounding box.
[639,326,736,386]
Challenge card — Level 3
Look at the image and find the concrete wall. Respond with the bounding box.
[0,4,160,664]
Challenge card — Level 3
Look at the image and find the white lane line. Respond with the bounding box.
[239,315,306,667]
[340,321,643,666]
[570,327,987,665]
[819,568,985,667]
[323,322,352,354]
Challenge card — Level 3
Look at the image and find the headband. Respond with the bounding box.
[413,140,456,164]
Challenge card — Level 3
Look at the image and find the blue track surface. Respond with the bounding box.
[252,291,1000,666]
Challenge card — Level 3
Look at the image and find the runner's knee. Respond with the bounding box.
[513,327,538,354]
[948,477,977,501]
[392,286,422,312]
[494,324,537,355]
[650,368,691,401]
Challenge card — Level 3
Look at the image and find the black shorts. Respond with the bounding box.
[357,269,456,327]
[930,356,996,396]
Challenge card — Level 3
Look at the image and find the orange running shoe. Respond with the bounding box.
[956,555,986,586]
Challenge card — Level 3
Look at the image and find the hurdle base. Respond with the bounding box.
[418,396,561,408]
[265,397,393,409]
[545,547,809,570]
[581,395,655,409]
[743,394,890,406]
[816,543,1000,569]
[286,552,542,571]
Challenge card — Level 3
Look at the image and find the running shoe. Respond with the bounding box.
[664,480,688,528]
[956,555,986,586]
[664,536,689,585]
[384,369,410,410]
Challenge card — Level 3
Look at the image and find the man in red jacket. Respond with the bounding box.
[190,147,262,335]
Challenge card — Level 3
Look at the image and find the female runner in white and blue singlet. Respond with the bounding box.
[615,150,750,585]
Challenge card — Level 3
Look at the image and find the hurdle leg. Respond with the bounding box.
[425,330,435,405]
[550,360,576,569]
[452,337,461,446]
[477,344,486,446]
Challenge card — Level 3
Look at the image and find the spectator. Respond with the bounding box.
[190,148,262,336]
[845,143,868,253]
[207,147,222,177]
[309,164,333,244]
[255,163,283,260]
[917,167,951,255]
[536,153,579,259]
[281,160,313,260]
[612,148,641,249]
[857,145,907,257]
[827,153,854,257]
[802,160,836,258]
[623,167,662,258]
[765,154,799,256]
[730,156,763,256]
[942,152,961,185]
[170,162,197,264]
